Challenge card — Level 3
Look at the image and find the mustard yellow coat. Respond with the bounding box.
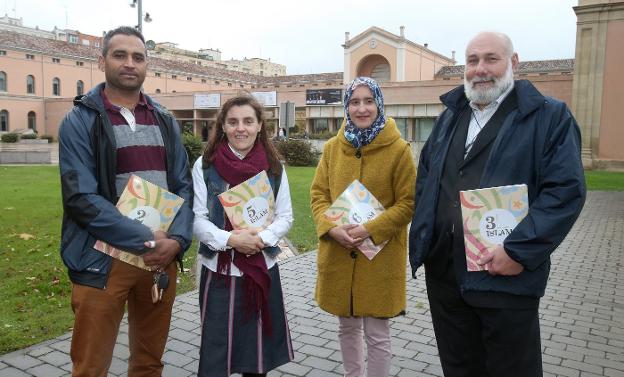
[310,118,416,317]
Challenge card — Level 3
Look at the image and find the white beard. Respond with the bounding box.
[464,63,514,105]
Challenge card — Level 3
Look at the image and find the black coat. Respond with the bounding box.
[408,80,586,298]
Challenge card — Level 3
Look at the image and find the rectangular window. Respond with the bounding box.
[0,50,6,56]
[155,72,161,77]
[201,79,206,83]
[312,119,329,134]
[26,54,35,60]
[417,118,435,142]
[52,58,60,63]
[395,118,408,140]
[75,61,84,66]
[69,35,78,44]
[187,76,192,81]
[171,75,177,79]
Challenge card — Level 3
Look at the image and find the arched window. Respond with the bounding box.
[76,80,84,96]
[27,111,36,130]
[52,77,61,96]
[26,75,35,94]
[155,89,161,93]
[0,71,6,91]
[0,110,8,131]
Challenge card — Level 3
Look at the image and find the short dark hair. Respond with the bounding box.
[102,26,145,57]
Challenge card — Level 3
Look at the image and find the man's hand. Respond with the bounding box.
[153,230,168,241]
[328,224,363,249]
[143,237,181,269]
[478,245,524,276]
[227,228,264,255]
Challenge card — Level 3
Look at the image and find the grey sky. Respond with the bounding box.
[4,0,579,75]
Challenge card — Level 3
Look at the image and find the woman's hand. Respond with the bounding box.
[227,228,265,255]
[347,224,370,240]
[328,224,364,249]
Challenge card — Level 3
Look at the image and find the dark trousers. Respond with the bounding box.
[426,276,542,377]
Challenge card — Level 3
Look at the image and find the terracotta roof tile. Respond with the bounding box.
[435,59,575,78]
[0,30,346,86]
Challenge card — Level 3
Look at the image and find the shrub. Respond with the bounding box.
[274,139,318,167]
[40,134,55,143]
[310,130,338,140]
[1,133,19,143]
[182,132,204,166]
[20,133,38,140]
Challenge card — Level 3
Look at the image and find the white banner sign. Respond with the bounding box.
[194,93,221,109]
[252,91,277,107]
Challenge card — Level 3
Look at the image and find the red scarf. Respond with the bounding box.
[213,140,273,335]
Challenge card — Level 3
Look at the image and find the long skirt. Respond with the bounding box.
[198,264,294,377]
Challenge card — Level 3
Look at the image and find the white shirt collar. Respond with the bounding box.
[228,143,246,160]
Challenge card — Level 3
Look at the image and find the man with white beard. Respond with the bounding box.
[408,32,585,376]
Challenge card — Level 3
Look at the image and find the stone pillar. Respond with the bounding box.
[572,1,624,169]
[328,118,336,133]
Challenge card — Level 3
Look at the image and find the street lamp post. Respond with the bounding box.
[129,0,152,33]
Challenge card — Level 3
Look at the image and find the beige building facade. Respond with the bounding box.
[149,42,286,77]
[1,1,623,169]
[343,26,455,83]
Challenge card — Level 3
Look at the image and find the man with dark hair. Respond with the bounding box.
[58,26,193,377]
[409,31,585,377]
[101,25,145,57]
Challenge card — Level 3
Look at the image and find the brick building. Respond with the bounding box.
[0,0,622,169]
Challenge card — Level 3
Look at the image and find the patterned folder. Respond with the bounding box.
[218,171,275,230]
[460,184,528,271]
[93,175,185,271]
[324,180,387,260]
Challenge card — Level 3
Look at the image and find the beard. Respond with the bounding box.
[464,63,514,105]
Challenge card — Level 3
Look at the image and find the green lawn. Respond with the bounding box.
[0,166,71,353]
[584,170,624,191]
[0,165,621,354]
[285,166,318,252]
[0,166,199,354]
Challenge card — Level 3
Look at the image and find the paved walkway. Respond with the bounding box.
[1,191,622,377]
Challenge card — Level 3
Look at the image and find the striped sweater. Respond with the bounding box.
[101,88,168,193]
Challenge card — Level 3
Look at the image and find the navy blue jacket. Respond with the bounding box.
[408,80,586,298]
[58,83,194,288]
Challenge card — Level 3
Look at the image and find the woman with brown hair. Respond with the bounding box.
[192,95,294,377]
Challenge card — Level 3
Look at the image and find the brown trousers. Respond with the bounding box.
[70,259,177,377]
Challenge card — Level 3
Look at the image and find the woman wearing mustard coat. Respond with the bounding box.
[310,77,416,377]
